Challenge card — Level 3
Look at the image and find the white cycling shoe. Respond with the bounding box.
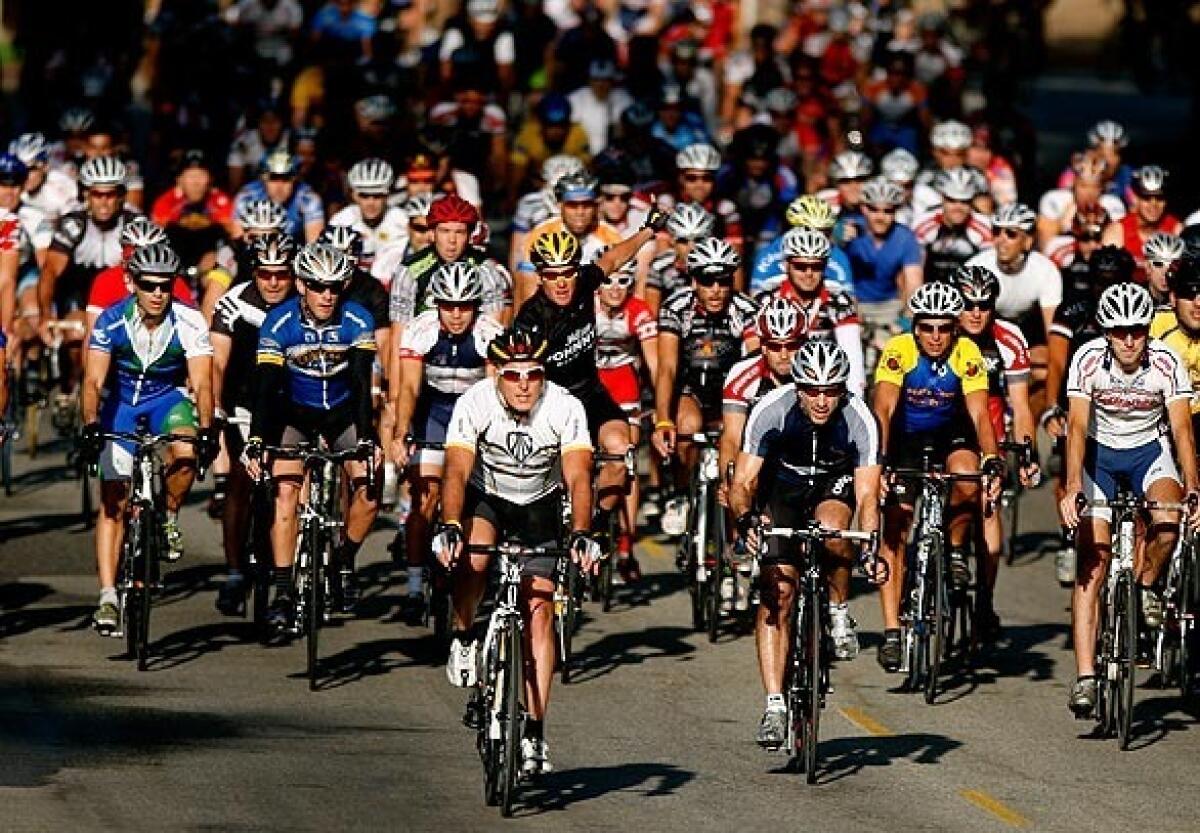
[446,637,478,688]
[830,604,859,660]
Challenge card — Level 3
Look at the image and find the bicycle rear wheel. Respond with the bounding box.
[802,582,822,783]
[1116,572,1139,749]
[500,623,523,818]
[305,524,325,690]
[559,562,580,684]
[705,493,725,643]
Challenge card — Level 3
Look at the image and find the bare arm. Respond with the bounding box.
[640,334,659,382]
[391,356,424,451]
[210,331,232,415]
[594,228,655,277]
[38,249,68,321]
[899,264,923,307]
[854,464,883,534]
[1040,304,1056,344]
[1008,377,1036,451]
[562,448,594,531]
[653,331,680,425]
[871,381,900,456]
[187,354,214,428]
[1168,397,1199,491]
[82,348,112,424]
[1043,333,1070,416]
[729,451,765,519]
[964,388,999,458]
[440,446,474,524]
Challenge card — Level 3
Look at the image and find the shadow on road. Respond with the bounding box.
[313,634,447,690]
[0,581,92,639]
[565,625,697,684]
[143,620,256,671]
[925,621,1067,702]
[811,732,964,784]
[0,512,90,543]
[1125,684,1200,751]
[516,762,694,814]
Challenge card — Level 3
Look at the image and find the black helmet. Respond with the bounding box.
[1169,258,1200,295]
[487,326,548,366]
[1180,225,1200,266]
[1088,244,1136,286]
[592,149,635,188]
[620,102,655,132]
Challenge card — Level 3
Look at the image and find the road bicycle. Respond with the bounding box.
[999,437,1036,565]
[590,447,635,614]
[1155,526,1197,697]
[761,524,878,783]
[672,431,727,639]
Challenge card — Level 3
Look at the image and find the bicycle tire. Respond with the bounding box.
[305,522,324,691]
[134,512,154,671]
[122,513,142,660]
[599,512,617,612]
[903,552,925,693]
[480,635,502,807]
[500,623,523,817]
[559,562,579,684]
[803,580,822,784]
[925,541,946,704]
[705,490,724,643]
[1117,573,1139,749]
[1,433,12,496]
[24,402,38,459]
[1180,544,1195,698]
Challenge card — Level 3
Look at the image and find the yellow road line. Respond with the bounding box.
[838,706,893,737]
[959,789,1030,828]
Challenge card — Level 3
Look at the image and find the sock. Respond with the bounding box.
[212,473,228,498]
[884,627,900,640]
[766,693,786,711]
[339,538,363,572]
[274,568,291,595]
[828,601,848,614]
[99,587,118,605]
[407,569,423,596]
[524,718,544,740]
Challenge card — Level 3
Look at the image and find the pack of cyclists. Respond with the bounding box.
[5,0,1200,793]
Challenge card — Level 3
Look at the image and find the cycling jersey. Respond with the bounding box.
[1066,336,1190,449]
[646,250,689,298]
[971,319,1031,440]
[150,186,235,268]
[1149,312,1200,415]
[50,208,142,307]
[344,269,390,334]
[964,248,1062,323]
[0,205,51,293]
[256,295,376,410]
[445,378,591,504]
[211,281,278,412]
[514,263,610,398]
[722,353,781,415]
[329,204,410,269]
[512,188,558,234]
[21,168,77,221]
[658,286,757,391]
[658,192,744,247]
[1114,212,1183,281]
[87,264,195,316]
[89,296,212,406]
[844,222,922,303]
[913,209,993,284]
[233,180,324,239]
[388,244,511,326]
[742,384,881,488]
[595,296,656,370]
[397,309,503,396]
[875,333,989,433]
[757,282,866,393]
[748,237,855,297]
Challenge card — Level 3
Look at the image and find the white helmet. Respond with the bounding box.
[992,202,1037,232]
[127,241,181,278]
[881,148,919,184]
[1143,231,1185,265]
[936,167,979,201]
[429,261,483,303]
[686,237,740,277]
[402,193,433,220]
[541,154,586,188]
[829,151,873,182]
[791,340,851,386]
[861,177,904,208]
[930,120,972,151]
[757,296,806,342]
[347,158,395,195]
[1095,282,1153,329]
[666,202,717,241]
[1132,164,1167,197]
[781,227,832,261]
[120,216,167,248]
[1088,119,1128,148]
[237,198,287,232]
[294,242,353,285]
[79,156,127,189]
[8,132,50,165]
[908,282,965,319]
[676,143,722,172]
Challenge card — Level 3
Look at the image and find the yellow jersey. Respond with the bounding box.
[1150,310,1200,413]
[875,333,989,432]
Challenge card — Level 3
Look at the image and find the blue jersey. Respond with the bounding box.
[256,296,377,410]
[749,239,855,297]
[89,298,213,406]
[845,223,923,304]
[234,181,324,240]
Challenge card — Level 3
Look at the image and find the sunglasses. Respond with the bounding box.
[799,384,843,398]
[787,259,824,272]
[695,275,734,288]
[89,189,121,200]
[601,191,632,202]
[1107,325,1148,341]
[498,367,546,383]
[963,300,995,312]
[864,205,896,215]
[601,274,634,289]
[683,173,715,183]
[916,322,955,335]
[134,277,171,293]
[302,279,346,295]
[255,269,293,281]
[997,228,1025,239]
[762,339,800,352]
[358,192,387,200]
[266,174,295,183]
[1076,231,1103,242]
[1148,259,1173,271]
[408,222,430,233]
[541,269,578,283]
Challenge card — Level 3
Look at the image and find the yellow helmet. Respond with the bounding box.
[785,195,837,231]
[531,229,582,270]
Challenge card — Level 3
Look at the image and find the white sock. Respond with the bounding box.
[766,693,786,711]
[99,587,118,605]
[829,601,848,615]
[407,570,423,596]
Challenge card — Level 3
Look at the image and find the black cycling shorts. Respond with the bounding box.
[680,367,725,426]
[464,486,563,579]
[576,385,629,445]
[887,413,978,505]
[760,474,857,565]
[276,402,359,452]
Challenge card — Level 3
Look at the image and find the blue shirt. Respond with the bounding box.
[651,115,710,151]
[749,239,855,297]
[311,6,377,42]
[234,181,324,240]
[257,296,377,411]
[845,223,922,304]
[89,298,213,406]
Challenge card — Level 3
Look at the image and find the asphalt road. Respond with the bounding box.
[1,417,1198,833]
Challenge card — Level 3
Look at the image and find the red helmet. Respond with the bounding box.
[427,194,479,229]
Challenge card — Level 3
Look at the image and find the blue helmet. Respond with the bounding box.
[0,153,29,186]
[535,93,572,126]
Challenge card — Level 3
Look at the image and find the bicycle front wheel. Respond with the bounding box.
[500,623,524,817]
[558,562,580,685]
[924,542,946,704]
[1180,544,1196,698]
[705,491,725,644]
[305,524,326,690]
[802,582,823,784]
[1116,572,1139,749]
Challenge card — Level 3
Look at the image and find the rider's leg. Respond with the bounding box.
[756,562,798,695]
[595,418,630,516]
[270,460,305,572]
[673,395,704,490]
[96,480,130,590]
[945,448,981,549]
[979,510,1002,607]
[621,422,641,550]
[1138,476,1183,587]
[221,460,252,572]
[520,574,556,723]
[406,467,442,595]
[342,458,379,557]
[1072,518,1112,677]
[878,502,912,630]
[453,510,496,632]
[162,432,198,514]
[815,499,854,604]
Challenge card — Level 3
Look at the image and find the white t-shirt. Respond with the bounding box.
[330,204,410,268]
[568,86,633,156]
[965,248,1062,321]
[1067,336,1191,449]
[438,27,516,65]
[445,378,592,503]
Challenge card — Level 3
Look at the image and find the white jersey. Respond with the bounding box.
[22,168,78,221]
[446,378,592,504]
[1066,336,1191,449]
[397,310,503,395]
[330,204,409,269]
[965,248,1062,321]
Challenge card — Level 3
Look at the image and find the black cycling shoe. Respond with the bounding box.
[266,594,294,635]
[334,568,359,614]
[976,608,1002,644]
[462,691,484,730]
[215,579,246,617]
[877,629,902,673]
[400,592,426,626]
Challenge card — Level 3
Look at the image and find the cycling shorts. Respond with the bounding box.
[464,486,563,579]
[277,402,359,453]
[680,368,725,426]
[887,415,978,505]
[577,386,628,445]
[99,389,197,481]
[411,392,455,467]
[1082,436,1180,523]
[16,263,38,297]
[761,474,857,565]
[223,406,253,462]
[598,365,642,422]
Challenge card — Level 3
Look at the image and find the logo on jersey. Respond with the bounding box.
[884,353,902,373]
[506,431,534,462]
[964,360,981,378]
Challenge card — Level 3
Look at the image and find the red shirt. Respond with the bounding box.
[1120,212,1183,281]
[86,264,197,315]
[150,187,235,229]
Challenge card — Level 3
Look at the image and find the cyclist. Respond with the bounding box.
[1056,120,1134,201]
[372,194,436,287]
[645,202,716,313]
[954,264,1040,637]
[318,225,391,374]
[1059,281,1200,716]
[515,219,666,537]
[671,143,743,250]
[210,233,297,615]
[233,149,324,243]
[1044,204,1111,304]
[0,155,51,342]
[1151,260,1200,426]
[872,282,1002,671]
[749,195,854,297]
[912,119,973,216]
[595,258,658,579]
[391,262,503,622]
[729,341,883,747]
[434,327,599,778]
[149,149,236,274]
[652,237,759,532]
[509,154,586,276]
[39,156,139,352]
[1144,232,1185,313]
[1037,153,1126,252]
[330,158,409,272]
[247,243,379,629]
[1101,165,1182,281]
[9,132,76,222]
[757,226,865,395]
[913,167,994,285]
[844,177,923,331]
[201,199,289,319]
[79,242,216,635]
[881,148,920,227]
[818,151,873,241]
